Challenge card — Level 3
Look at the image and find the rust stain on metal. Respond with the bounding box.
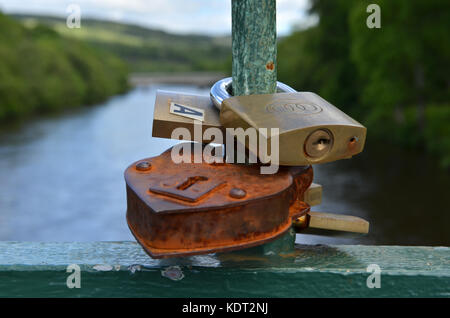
[347,136,359,155]
[266,61,275,71]
[125,143,313,258]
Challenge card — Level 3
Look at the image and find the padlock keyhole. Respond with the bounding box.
[177,176,208,190]
[305,129,333,159]
[314,138,331,151]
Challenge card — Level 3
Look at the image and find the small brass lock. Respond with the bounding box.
[219,91,366,165]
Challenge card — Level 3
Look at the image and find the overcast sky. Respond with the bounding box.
[0,0,314,36]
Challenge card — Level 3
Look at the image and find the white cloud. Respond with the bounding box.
[0,0,310,35]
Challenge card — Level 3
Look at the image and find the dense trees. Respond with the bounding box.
[0,13,128,124]
[278,0,450,167]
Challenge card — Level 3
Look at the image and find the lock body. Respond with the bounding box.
[125,144,313,258]
[220,92,367,165]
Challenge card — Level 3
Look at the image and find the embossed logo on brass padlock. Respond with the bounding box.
[265,100,322,115]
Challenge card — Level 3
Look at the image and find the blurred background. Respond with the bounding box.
[0,0,448,246]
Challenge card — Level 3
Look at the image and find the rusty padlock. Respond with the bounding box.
[125,143,313,259]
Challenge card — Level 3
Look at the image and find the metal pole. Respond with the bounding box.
[231,0,295,250]
[232,0,277,96]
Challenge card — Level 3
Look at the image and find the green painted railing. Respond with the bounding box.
[0,241,448,297]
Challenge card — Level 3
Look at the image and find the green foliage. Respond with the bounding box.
[424,105,450,168]
[279,0,361,115]
[278,0,450,168]
[0,12,128,124]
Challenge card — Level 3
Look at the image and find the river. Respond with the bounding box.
[0,85,448,246]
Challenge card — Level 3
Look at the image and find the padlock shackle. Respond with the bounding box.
[210,77,296,110]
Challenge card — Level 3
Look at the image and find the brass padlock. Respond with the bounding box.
[212,78,366,166]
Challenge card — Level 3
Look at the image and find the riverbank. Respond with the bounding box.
[0,12,129,125]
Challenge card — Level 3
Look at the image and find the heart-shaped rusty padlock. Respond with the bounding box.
[125,143,313,259]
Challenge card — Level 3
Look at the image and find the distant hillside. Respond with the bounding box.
[12,14,232,73]
[0,12,128,123]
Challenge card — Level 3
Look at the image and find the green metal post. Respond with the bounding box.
[231,0,294,250]
[232,0,277,95]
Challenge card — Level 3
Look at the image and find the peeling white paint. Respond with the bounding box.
[162,266,184,281]
[129,264,142,274]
